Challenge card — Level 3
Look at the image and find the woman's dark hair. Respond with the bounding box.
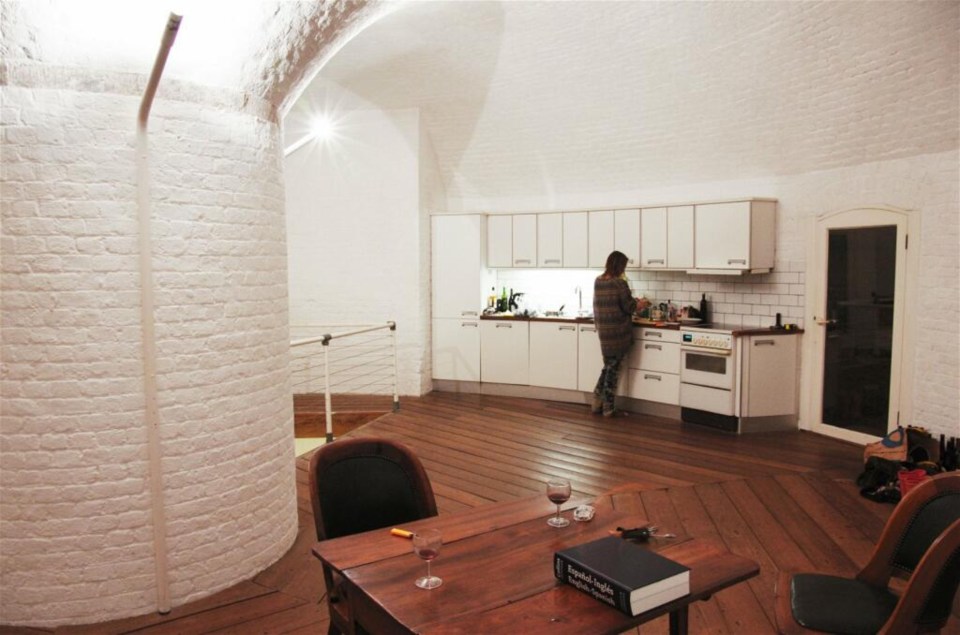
[602,251,629,278]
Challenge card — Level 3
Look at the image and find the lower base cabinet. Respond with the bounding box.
[480,320,529,385]
[529,322,578,390]
[432,318,480,381]
[578,325,602,392]
[626,328,681,405]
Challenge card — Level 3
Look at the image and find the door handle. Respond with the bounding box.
[814,317,839,326]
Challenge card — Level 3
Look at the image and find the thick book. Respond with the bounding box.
[554,536,690,616]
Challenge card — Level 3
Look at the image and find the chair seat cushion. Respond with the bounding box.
[791,573,899,635]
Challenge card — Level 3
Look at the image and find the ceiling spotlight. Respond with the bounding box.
[311,115,335,139]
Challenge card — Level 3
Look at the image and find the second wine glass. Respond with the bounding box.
[546,478,572,527]
[413,529,443,589]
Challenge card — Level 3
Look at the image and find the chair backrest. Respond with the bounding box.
[308,437,438,542]
[889,474,960,574]
[881,518,960,634]
[860,472,960,584]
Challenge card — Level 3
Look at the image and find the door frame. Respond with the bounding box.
[800,206,919,444]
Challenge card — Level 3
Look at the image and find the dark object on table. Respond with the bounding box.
[309,438,438,635]
[555,535,690,617]
[775,472,960,634]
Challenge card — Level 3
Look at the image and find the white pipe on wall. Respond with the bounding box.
[136,11,181,615]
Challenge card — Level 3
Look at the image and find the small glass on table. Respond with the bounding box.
[546,478,572,527]
[413,529,443,589]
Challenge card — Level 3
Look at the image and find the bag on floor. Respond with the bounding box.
[863,426,907,463]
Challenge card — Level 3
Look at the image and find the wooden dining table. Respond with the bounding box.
[312,488,759,635]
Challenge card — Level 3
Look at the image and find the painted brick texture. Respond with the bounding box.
[0,83,298,625]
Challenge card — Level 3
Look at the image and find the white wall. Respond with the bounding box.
[1,82,298,625]
[284,104,429,396]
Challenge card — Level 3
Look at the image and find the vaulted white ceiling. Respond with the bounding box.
[294,0,959,206]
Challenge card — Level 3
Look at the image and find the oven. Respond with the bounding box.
[679,328,738,417]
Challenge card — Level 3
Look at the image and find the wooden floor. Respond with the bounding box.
[7,391,949,635]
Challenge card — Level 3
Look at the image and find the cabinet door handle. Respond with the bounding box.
[461,322,478,328]
[644,343,662,350]
[544,258,561,264]
[727,258,747,265]
[644,374,662,381]
[496,323,512,329]
[559,326,576,331]
[582,327,596,333]
[514,259,532,264]
[646,259,664,264]
[754,339,776,346]
[461,310,478,316]
[646,331,662,338]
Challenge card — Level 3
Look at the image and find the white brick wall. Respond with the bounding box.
[1,80,298,625]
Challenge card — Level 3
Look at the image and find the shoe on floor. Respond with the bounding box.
[603,409,628,418]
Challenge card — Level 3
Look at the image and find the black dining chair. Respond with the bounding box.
[775,472,960,634]
[309,437,438,635]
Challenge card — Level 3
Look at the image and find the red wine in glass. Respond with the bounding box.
[546,479,572,527]
[413,529,443,589]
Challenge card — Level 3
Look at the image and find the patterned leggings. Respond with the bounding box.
[593,353,625,413]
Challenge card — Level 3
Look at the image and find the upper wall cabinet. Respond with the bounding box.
[588,210,614,268]
[538,213,563,267]
[482,198,775,273]
[694,200,776,273]
[641,205,693,270]
[563,212,588,267]
[614,209,640,268]
[488,214,537,268]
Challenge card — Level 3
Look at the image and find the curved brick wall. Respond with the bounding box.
[0,76,297,625]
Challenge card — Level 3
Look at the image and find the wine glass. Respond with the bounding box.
[546,478,572,527]
[413,529,443,589]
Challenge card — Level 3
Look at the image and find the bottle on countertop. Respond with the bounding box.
[699,293,709,324]
[499,287,508,312]
[488,287,496,308]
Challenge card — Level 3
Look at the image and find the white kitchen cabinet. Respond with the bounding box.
[529,322,579,389]
[614,209,640,268]
[740,334,798,417]
[626,328,681,405]
[480,320,529,385]
[538,214,563,268]
[563,212,588,267]
[577,324,603,392]
[512,214,537,267]
[432,214,487,319]
[641,206,693,270]
[694,200,776,273]
[588,210,614,268]
[487,215,512,268]
[640,207,667,269]
[432,318,480,381]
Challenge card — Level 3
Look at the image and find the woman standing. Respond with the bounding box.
[592,251,638,417]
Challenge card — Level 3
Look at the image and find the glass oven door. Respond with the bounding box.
[680,348,736,390]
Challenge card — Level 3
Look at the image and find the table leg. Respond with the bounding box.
[669,606,689,635]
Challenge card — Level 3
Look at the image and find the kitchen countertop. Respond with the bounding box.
[479,314,803,334]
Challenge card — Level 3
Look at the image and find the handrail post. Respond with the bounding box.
[389,321,399,412]
[322,334,334,443]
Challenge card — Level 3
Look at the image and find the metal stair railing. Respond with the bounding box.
[290,321,398,442]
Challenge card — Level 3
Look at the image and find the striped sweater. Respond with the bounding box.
[592,276,637,357]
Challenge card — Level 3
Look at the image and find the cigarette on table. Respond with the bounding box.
[390,528,414,538]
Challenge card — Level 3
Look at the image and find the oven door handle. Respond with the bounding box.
[681,346,732,356]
